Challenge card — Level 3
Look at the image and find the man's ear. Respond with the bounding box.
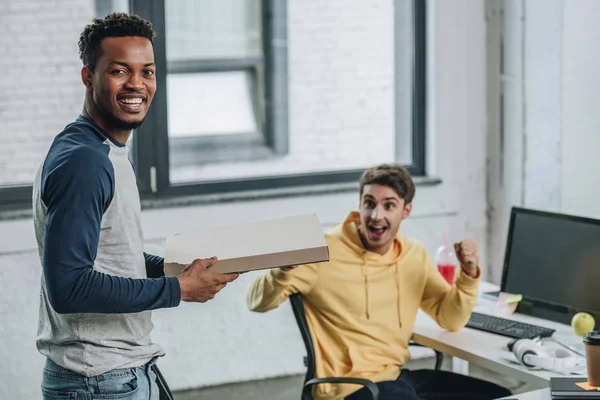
[81,66,93,91]
[402,203,413,220]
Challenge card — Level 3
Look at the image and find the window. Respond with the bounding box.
[0,0,427,212]
[163,1,279,182]
[131,0,426,200]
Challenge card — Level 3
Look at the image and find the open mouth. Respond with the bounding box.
[368,225,388,238]
[117,95,146,112]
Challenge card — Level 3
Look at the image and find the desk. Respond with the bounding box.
[412,281,584,388]
[499,388,550,399]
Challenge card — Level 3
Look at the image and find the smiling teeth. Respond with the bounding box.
[121,98,142,104]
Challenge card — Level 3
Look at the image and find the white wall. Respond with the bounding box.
[522,0,563,211]
[561,0,600,218]
[0,0,488,398]
[487,0,600,283]
[487,0,564,283]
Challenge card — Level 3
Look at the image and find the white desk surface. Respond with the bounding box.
[412,281,585,388]
[499,388,550,400]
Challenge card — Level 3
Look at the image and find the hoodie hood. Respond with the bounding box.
[326,211,404,321]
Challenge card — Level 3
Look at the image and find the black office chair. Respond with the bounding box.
[289,293,444,400]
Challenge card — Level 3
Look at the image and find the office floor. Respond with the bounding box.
[174,357,536,400]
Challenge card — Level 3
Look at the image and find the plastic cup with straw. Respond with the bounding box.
[435,229,457,284]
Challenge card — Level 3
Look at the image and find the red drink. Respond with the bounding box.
[437,263,456,284]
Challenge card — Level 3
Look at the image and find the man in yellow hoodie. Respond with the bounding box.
[247,164,512,400]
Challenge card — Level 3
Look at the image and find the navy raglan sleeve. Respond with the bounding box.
[41,146,180,314]
[144,252,165,278]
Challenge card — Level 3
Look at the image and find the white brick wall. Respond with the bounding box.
[0,0,94,186]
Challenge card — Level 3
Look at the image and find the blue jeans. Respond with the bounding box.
[41,358,160,400]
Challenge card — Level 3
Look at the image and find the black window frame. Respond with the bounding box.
[0,0,427,213]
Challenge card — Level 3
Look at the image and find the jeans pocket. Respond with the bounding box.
[95,368,140,399]
[41,387,77,399]
[42,368,85,397]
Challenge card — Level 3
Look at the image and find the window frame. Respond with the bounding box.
[402,0,427,176]
[0,0,427,213]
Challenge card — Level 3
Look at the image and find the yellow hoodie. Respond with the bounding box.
[247,212,480,400]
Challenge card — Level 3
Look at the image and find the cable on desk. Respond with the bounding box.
[546,336,586,357]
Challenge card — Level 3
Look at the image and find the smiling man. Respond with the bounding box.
[247,164,511,400]
[34,13,239,400]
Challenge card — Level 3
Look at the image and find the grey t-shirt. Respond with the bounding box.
[33,115,180,376]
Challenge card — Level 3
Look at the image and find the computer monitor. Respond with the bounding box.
[500,207,600,325]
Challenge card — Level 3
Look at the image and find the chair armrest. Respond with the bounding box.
[409,340,444,370]
[302,377,379,400]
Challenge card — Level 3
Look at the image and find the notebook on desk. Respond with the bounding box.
[550,377,600,399]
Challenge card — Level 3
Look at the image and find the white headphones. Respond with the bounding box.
[512,339,577,370]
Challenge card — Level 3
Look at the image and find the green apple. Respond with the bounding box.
[571,312,596,337]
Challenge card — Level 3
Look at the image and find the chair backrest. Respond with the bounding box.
[289,293,316,386]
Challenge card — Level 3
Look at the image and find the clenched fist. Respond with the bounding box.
[454,239,479,278]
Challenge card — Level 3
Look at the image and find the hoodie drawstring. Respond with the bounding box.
[394,263,402,328]
[362,259,370,319]
[363,255,402,324]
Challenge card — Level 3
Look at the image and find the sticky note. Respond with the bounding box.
[504,294,523,304]
[575,382,600,391]
[494,292,521,315]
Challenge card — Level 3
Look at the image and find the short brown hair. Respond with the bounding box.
[359,164,416,204]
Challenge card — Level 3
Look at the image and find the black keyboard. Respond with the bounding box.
[466,312,556,339]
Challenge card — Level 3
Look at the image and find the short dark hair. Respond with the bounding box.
[359,164,416,204]
[78,12,156,71]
